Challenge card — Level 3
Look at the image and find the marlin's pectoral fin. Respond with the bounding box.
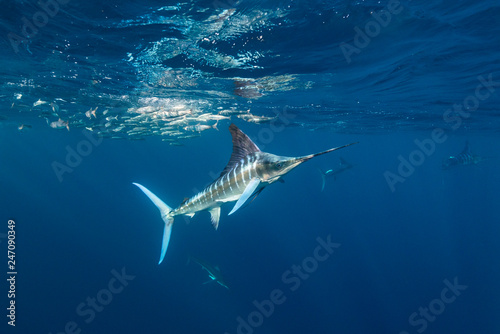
[241,187,265,211]
[209,207,221,229]
[229,178,260,215]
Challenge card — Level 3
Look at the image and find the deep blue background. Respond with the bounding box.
[1,124,499,334]
[1,0,499,333]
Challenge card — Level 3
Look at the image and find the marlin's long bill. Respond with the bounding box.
[133,123,358,264]
[295,142,359,163]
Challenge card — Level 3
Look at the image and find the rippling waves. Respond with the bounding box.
[1,0,499,139]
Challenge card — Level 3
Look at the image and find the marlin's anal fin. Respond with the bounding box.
[209,207,221,229]
[229,178,260,215]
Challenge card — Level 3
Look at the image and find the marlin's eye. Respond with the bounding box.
[275,162,283,169]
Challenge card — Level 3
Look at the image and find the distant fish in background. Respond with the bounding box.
[50,102,60,114]
[236,113,277,124]
[183,122,218,132]
[442,141,484,169]
[318,157,353,191]
[18,124,32,131]
[33,99,48,107]
[218,108,249,116]
[47,118,70,131]
[85,106,98,119]
[188,255,229,289]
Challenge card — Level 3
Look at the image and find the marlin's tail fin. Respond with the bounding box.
[133,183,173,265]
[317,168,327,192]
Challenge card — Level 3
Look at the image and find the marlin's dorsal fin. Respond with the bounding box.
[220,124,261,176]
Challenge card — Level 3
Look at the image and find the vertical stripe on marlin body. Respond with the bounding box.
[133,123,358,264]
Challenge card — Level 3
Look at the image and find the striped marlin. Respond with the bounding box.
[318,157,353,191]
[189,256,229,289]
[133,123,357,264]
[442,141,483,169]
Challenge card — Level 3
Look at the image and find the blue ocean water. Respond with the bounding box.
[1,0,499,333]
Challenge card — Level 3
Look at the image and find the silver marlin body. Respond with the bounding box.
[134,123,357,264]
